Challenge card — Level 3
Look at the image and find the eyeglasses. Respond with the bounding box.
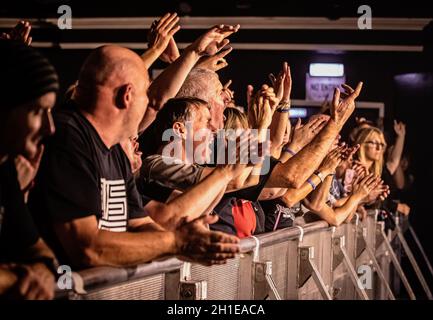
[364,141,386,149]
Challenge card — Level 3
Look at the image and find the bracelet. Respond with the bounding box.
[277,101,291,113]
[307,178,317,190]
[313,171,325,183]
[282,146,296,156]
[277,108,290,113]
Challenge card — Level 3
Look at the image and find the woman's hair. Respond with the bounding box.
[139,97,208,157]
[354,126,387,176]
[223,107,249,130]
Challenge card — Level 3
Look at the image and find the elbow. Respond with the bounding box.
[232,179,246,190]
[149,203,180,231]
[147,88,166,111]
[308,202,325,213]
[281,196,297,208]
[327,218,342,227]
[284,175,303,189]
[76,245,107,268]
[81,248,101,268]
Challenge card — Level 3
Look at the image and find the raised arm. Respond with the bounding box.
[386,120,406,175]
[302,146,344,210]
[141,24,240,132]
[141,13,181,69]
[268,62,292,158]
[265,82,363,189]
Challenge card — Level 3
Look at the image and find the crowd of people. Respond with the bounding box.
[0,15,412,299]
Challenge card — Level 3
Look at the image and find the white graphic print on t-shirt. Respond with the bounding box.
[98,178,128,232]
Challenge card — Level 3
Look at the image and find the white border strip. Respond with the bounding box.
[0,17,430,31]
[29,41,423,53]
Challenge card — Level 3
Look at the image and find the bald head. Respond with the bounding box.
[75,45,148,103]
[74,45,150,145]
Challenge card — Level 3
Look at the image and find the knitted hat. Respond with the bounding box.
[0,40,59,109]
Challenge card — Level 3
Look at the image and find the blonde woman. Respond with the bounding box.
[354,126,410,215]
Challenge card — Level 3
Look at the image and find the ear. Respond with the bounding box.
[115,83,133,109]
[172,122,186,139]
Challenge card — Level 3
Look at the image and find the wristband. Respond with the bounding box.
[307,178,317,190]
[282,146,296,156]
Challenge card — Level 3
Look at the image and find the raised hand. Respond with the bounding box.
[290,115,329,151]
[0,20,32,45]
[189,24,240,57]
[352,160,369,178]
[195,46,233,72]
[221,79,235,107]
[175,214,240,266]
[248,85,278,129]
[352,174,381,199]
[269,62,292,103]
[341,144,360,161]
[318,144,344,176]
[363,180,389,203]
[331,82,363,128]
[148,13,181,63]
[15,145,44,191]
[393,120,406,137]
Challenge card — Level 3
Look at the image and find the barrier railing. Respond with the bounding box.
[56,210,431,300]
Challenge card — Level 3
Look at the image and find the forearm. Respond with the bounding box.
[141,47,163,69]
[153,167,231,229]
[226,166,255,191]
[25,238,57,261]
[278,148,293,163]
[304,176,332,211]
[387,135,405,174]
[279,175,319,207]
[269,112,289,158]
[84,228,177,267]
[334,195,349,207]
[267,120,339,188]
[393,164,405,189]
[146,48,200,108]
[258,187,287,201]
[332,194,363,225]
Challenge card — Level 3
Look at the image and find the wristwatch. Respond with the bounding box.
[313,170,325,183]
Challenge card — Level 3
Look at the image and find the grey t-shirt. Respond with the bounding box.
[139,154,205,191]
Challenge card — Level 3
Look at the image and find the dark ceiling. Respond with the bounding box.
[1,0,432,18]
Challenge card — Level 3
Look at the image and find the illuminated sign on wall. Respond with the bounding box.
[306,63,346,101]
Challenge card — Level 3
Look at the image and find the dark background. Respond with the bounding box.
[1,0,433,297]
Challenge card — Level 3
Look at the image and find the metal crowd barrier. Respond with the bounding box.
[56,210,433,300]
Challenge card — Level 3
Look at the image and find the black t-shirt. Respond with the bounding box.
[0,160,39,262]
[260,198,299,232]
[28,108,148,264]
[380,165,399,214]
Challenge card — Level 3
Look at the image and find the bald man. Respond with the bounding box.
[29,45,240,269]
